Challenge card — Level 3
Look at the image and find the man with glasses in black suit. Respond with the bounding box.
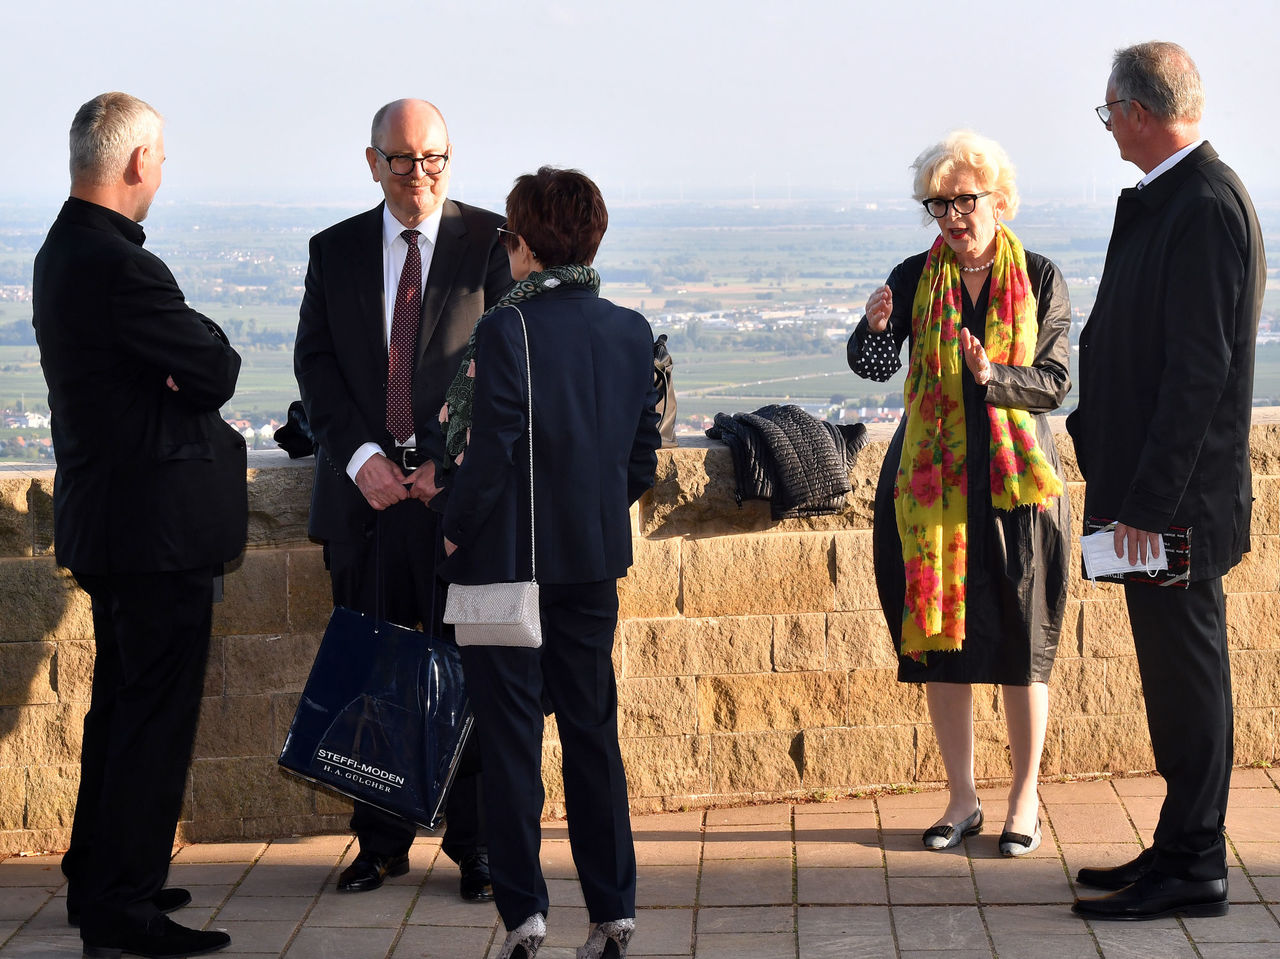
[1068,41,1265,922]
[295,98,511,899]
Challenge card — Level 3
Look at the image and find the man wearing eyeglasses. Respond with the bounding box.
[295,98,511,898]
[1068,42,1264,922]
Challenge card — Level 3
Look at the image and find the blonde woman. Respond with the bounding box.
[848,131,1071,856]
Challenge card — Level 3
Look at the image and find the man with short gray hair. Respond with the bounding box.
[1068,42,1264,921]
[34,91,245,957]
[68,92,165,188]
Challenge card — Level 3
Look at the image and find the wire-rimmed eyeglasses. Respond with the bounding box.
[1095,99,1134,125]
[372,146,449,177]
[921,192,991,219]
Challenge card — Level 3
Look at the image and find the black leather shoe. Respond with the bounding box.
[69,888,192,927]
[458,851,494,902]
[922,803,983,850]
[336,852,410,893]
[1076,847,1157,890]
[1072,870,1228,921]
[81,914,230,958]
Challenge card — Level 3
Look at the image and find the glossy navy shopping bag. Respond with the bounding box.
[278,607,472,829]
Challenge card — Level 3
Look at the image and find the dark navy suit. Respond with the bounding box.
[440,287,660,928]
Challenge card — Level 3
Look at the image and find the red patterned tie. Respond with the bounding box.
[386,229,421,444]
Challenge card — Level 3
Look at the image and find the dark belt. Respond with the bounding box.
[386,446,430,473]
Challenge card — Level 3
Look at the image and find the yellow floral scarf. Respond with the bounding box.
[895,225,1063,656]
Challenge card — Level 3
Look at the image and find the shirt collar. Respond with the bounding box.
[381,203,444,249]
[1138,139,1205,189]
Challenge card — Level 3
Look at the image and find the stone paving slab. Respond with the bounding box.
[1254,875,1280,902]
[630,907,692,956]
[634,865,698,907]
[2,773,1280,957]
[795,837,882,868]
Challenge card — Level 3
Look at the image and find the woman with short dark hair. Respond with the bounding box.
[439,166,660,959]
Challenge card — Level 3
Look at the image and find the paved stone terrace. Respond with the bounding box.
[2,771,1280,958]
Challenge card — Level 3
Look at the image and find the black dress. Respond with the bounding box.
[847,249,1072,685]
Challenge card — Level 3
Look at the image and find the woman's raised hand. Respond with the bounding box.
[865,285,892,333]
[959,327,992,386]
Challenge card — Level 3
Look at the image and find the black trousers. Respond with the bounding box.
[1125,576,1233,880]
[326,499,482,863]
[461,579,636,930]
[63,568,215,941]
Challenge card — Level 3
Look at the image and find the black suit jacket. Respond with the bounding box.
[440,288,661,585]
[295,199,512,542]
[33,198,247,574]
[1066,142,1265,579]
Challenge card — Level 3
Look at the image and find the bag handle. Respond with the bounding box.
[372,512,440,630]
[512,306,536,583]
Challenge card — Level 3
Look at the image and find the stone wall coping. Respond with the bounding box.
[8,408,1280,555]
[8,405,1277,480]
[0,447,316,476]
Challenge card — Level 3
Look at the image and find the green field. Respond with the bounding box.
[15,330,1280,431]
[222,347,298,422]
[0,343,43,408]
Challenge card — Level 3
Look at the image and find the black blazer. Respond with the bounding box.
[33,198,247,574]
[294,199,512,542]
[1066,142,1266,579]
[440,288,661,585]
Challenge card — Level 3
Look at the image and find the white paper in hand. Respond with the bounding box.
[1081,526,1168,580]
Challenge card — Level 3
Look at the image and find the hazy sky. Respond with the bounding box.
[5,0,1278,209]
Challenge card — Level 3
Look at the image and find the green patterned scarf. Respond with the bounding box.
[439,263,600,469]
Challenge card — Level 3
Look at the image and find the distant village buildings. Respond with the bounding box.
[4,411,49,429]
[222,419,284,447]
[0,410,282,462]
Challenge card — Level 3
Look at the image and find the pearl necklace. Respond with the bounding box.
[960,257,995,273]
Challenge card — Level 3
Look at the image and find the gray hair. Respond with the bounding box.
[69,92,163,185]
[370,101,394,149]
[1111,41,1203,123]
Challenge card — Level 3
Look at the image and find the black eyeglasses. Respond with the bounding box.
[1095,99,1135,125]
[921,192,991,219]
[372,146,449,176]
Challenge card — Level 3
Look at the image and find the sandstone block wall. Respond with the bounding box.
[3,416,1279,853]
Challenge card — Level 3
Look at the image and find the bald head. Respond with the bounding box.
[371,99,447,151]
[366,98,453,228]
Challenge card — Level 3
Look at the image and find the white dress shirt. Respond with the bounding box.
[345,203,445,481]
[1138,139,1205,189]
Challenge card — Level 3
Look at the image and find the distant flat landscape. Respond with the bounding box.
[1,199,1277,461]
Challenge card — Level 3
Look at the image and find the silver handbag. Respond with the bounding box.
[444,306,543,648]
